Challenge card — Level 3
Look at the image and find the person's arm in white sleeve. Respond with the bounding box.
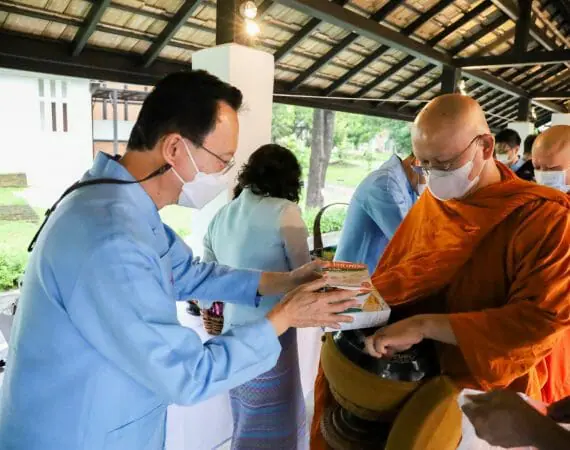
[280,203,311,270]
[66,235,281,406]
[362,177,412,239]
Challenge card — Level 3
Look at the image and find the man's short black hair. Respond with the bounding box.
[127,70,243,151]
[523,134,538,155]
[495,129,521,148]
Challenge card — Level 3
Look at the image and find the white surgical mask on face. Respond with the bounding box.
[427,156,482,201]
[172,140,229,209]
[496,153,511,165]
[535,170,570,193]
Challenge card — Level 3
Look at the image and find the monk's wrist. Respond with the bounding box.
[415,314,457,345]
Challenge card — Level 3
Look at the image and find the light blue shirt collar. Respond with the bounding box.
[86,152,162,230]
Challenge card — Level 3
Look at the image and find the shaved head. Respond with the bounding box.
[532,125,570,186]
[412,94,499,194]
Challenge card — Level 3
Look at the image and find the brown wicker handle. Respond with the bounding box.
[312,202,349,257]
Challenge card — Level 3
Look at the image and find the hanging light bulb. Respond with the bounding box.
[240,1,258,19]
[459,79,467,95]
[245,19,260,36]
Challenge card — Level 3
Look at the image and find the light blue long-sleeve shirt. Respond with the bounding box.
[334,154,417,274]
[0,153,281,450]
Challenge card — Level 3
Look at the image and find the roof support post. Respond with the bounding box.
[517,96,531,122]
[441,66,461,94]
[513,0,531,54]
[216,0,241,45]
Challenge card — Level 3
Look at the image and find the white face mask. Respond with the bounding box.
[496,153,511,165]
[172,141,229,209]
[427,158,481,201]
[535,170,570,193]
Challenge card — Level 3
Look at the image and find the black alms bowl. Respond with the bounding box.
[332,328,440,382]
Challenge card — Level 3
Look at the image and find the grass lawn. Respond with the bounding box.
[326,153,390,187]
[0,188,26,206]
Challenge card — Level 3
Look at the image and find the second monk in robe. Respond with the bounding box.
[311,94,570,449]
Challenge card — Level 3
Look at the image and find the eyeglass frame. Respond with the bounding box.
[418,134,489,175]
[182,136,235,174]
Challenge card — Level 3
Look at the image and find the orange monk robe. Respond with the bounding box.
[311,164,570,449]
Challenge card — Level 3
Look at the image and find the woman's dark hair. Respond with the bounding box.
[234,144,302,203]
[127,70,243,151]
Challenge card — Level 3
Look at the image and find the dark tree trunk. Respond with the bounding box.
[306,109,335,210]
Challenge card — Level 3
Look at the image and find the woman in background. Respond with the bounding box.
[203,144,310,449]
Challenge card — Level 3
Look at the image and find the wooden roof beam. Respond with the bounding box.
[273,0,349,62]
[288,0,405,91]
[143,0,202,68]
[72,0,112,56]
[456,49,570,69]
[342,0,457,98]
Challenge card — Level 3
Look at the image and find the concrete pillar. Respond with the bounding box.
[188,43,275,257]
[507,121,534,156]
[551,113,570,126]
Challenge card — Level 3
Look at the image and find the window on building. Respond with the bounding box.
[38,79,70,133]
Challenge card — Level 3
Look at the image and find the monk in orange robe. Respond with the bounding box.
[311,94,570,449]
[532,125,570,193]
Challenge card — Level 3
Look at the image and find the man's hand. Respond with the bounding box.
[258,260,323,297]
[266,278,358,336]
[364,316,424,358]
[462,390,570,450]
[290,260,323,286]
[548,396,570,424]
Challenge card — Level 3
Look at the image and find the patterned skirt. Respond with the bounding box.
[230,328,308,450]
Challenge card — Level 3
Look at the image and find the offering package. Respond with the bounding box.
[321,261,391,332]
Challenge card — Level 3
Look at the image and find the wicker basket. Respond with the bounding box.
[201,308,224,336]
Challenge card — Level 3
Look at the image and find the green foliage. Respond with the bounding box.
[302,206,347,234]
[385,120,413,156]
[0,252,25,291]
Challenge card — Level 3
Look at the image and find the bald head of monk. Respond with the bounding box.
[532,125,570,192]
[412,94,499,201]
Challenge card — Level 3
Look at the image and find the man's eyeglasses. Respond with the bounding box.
[198,143,235,174]
[418,134,486,175]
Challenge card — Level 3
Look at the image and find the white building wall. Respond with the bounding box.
[0,68,93,191]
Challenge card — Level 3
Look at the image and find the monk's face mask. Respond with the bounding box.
[535,169,570,193]
[427,151,483,201]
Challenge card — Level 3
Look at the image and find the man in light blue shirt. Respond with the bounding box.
[335,153,424,274]
[0,71,356,450]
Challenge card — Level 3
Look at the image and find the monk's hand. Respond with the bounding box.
[364,317,424,358]
[548,396,570,424]
[266,278,358,336]
[461,390,547,449]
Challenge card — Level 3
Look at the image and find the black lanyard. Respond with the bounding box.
[28,163,171,252]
